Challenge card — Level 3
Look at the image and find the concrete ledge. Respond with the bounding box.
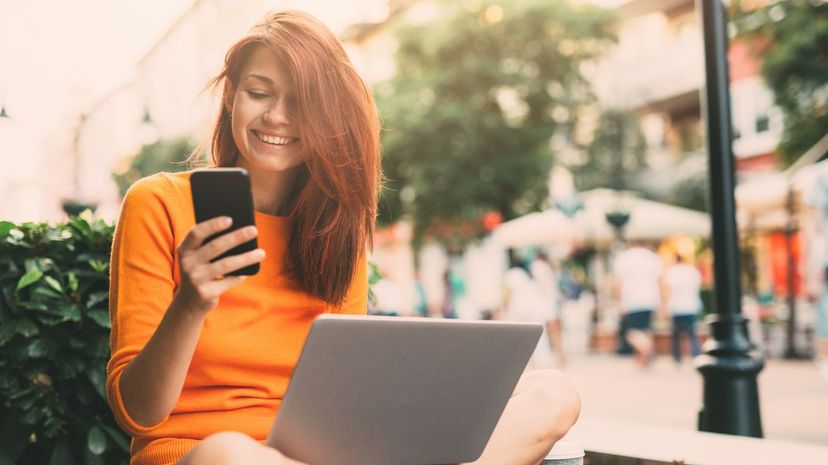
[569,420,828,465]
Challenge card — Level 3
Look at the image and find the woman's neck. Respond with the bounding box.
[236,161,302,216]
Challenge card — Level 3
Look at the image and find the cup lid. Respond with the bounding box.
[544,440,585,459]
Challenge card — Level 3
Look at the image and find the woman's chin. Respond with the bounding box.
[244,154,305,175]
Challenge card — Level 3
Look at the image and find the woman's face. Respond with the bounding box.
[228,45,306,175]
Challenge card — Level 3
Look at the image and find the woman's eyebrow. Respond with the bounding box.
[244,73,274,85]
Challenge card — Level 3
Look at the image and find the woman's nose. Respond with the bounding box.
[263,98,291,126]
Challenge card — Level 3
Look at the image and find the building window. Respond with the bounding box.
[755,114,770,133]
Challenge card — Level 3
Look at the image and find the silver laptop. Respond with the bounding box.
[266,314,542,465]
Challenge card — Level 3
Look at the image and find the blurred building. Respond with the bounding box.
[588,0,783,191]
[586,0,813,302]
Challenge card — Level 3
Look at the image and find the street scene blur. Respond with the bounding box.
[1,0,827,464]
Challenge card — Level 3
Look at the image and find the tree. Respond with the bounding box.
[111,137,195,197]
[732,1,828,166]
[376,0,616,240]
[571,109,647,192]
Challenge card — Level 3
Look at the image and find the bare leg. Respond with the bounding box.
[545,319,567,368]
[176,432,308,465]
[626,329,654,368]
[465,369,581,465]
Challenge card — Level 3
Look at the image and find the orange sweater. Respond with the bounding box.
[107,172,367,465]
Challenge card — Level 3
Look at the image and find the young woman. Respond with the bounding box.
[107,11,580,465]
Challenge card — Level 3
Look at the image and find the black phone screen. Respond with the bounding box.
[190,168,260,276]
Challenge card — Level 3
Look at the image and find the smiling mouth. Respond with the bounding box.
[253,130,298,146]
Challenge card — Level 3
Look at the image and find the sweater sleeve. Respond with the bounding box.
[106,176,177,435]
[334,253,368,315]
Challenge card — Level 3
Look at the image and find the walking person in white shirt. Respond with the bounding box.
[530,251,567,367]
[660,254,703,364]
[502,253,554,368]
[613,242,662,368]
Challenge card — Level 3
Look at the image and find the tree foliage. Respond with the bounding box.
[732,0,828,165]
[572,109,646,192]
[376,0,616,239]
[112,137,195,197]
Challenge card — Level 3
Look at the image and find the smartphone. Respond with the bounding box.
[190,168,260,276]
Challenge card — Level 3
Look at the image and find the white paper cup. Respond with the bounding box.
[540,439,585,465]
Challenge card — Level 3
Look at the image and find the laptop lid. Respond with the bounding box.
[267,314,542,465]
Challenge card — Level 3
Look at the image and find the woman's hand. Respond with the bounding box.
[173,216,265,315]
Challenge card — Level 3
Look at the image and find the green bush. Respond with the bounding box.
[0,216,129,465]
[0,214,382,465]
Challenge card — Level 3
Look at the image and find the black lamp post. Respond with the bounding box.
[696,0,763,437]
[783,186,808,359]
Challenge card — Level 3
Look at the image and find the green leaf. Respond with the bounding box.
[21,407,43,425]
[85,292,108,309]
[26,339,51,358]
[87,309,111,329]
[87,425,107,455]
[86,369,106,401]
[61,304,82,322]
[44,276,63,293]
[67,272,79,292]
[60,356,86,379]
[31,285,65,300]
[99,423,130,453]
[16,270,43,291]
[368,261,382,286]
[0,221,14,239]
[49,438,75,465]
[0,324,15,346]
[19,300,49,312]
[83,448,104,465]
[87,260,108,273]
[16,320,39,337]
[24,259,40,273]
[68,216,93,236]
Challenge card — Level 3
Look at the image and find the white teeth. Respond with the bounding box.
[256,131,293,146]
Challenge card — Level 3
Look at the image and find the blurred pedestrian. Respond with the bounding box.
[369,277,403,316]
[502,253,553,368]
[412,273,429,317]
[530,251,567,367]
[440,270,457,318]
[660,254,702,364]
[613,241,662,368]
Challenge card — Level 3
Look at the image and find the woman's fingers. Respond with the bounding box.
[204,248,266,278]
[197,225,259,262]
[179,216,233,253]
[174,218,263,314]
[201,274,249,297]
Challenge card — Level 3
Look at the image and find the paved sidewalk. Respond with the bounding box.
[553,353,828,446]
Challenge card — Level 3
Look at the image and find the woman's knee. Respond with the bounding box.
[180,431,272,465]
[523,370,581,430]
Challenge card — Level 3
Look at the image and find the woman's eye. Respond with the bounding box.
[246,90,270,100]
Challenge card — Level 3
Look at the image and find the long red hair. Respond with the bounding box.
[205,11,380,306]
